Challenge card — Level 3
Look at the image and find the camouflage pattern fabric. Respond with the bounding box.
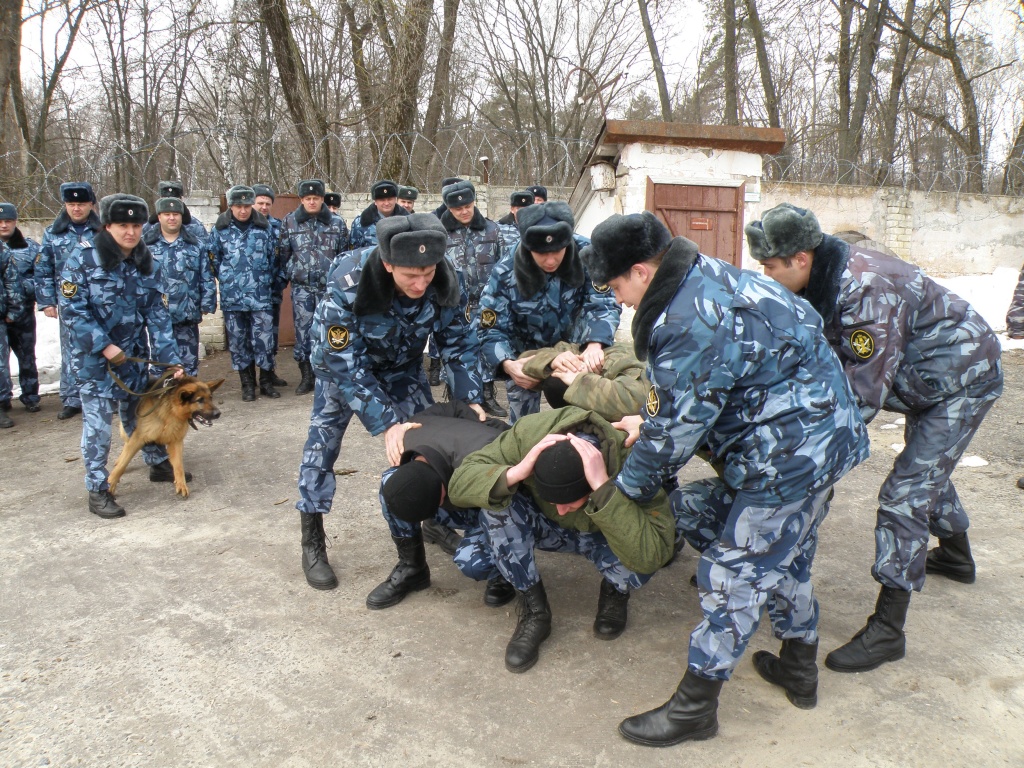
[57,313,82,407]
[208,215,279,312]
[223,310,275,372]
[443,213,505,303]
[674,480,833,680]
[3,312,39,405]
[144,230,217,325]
[3,234,39,322]
[0,245,20,402]
[1007,262,1024,338]
[289,284,324,364]
[172,322,201,377]
[80,392,168,491]
[278,208,348,292]
[0,316,9,403]
[504,381,541,423]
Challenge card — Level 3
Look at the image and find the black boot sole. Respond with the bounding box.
[824,647,904,673]
[365,578,430,610]
[925,563,976,584]
[505,625,551,673]
[617,721,718,747]
[305,573,339,590]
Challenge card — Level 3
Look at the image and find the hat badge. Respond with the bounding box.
[545,235,553,243]
[418,244,426,253]
[128,209,134,215]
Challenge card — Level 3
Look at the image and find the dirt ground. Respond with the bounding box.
[1,347,1022,768]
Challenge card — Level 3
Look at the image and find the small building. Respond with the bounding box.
[569,120,786,269]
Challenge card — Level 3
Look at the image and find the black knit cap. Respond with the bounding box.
[377,213,448,267]
[298,179,326,198]
[583,211,673,284]
[528,185,548,201]
[382,460,443,523]
[443,180,476,208]
[371,180,399,199]
[510,191,533,207]
[158,180,184,199]
[532,440,591,504]
[100,194,148,225]
[252,184,275,201]
[518,201,574,254]
[324,192,341,208]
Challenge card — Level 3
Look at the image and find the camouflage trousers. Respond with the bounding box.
[57,309,82,407]
[473,491,652,593]
[79,392,167,492]
[271,299,282,356]
[223,310,275,371]
[173,322,201,377]
[427,304,493,387]
[672,479,832,681]
[291,285,324,363]
[874,371,1003,592]
[296,376,433,515]
[4,312,40,405]
[0,319,9,402]
[504,381,541,424]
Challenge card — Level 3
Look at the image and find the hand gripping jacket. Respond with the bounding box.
[278,205,350,291]
[36,209,102,308]
[143,226,217,324]
[208,210,281,312]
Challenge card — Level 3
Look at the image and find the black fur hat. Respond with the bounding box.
[377,213,448,267]
[583,211,672,284]
[518,201,574,254]
[158,180,184,199]
[252,184,275,201]
[439,176,461,190]
[528,185,548,202]
[510,191,532,208]
[298,179,325,198]
[398,186,419,201]
[371,180,399,199]
[324,192,341,208]
[442,180,476,208]
[227,185,255,206]
[60,182,95,204]
[100,194,148,225]
[755,203,824,260]
[743,220,770,261]
[155,197,185,215]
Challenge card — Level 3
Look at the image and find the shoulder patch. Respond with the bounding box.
[645,385,660,417]
[480,308,497,329]
[327,325,350,351]
[593,281,610,293]
[60,280,78,298]
[465,303,472,323]
[849,329,875,360]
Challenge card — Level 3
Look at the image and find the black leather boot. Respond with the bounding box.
[618,670,723,747]
[89,490,126,519]
[484,573,516,607]
[481,381,508,418]
[365,533,431,610]
[300,512,338,590]
[593,579,630,640]
[427,356,441,387]
[753,639,818,708]
[295,361,315,395]
[0,410,12,428]
[258,368,281,398]
[925,532,976,584]
[421,518,462,556]
[57,404,82,420]
[505,581,552,673]
[149,460,192,483]
[825,586,911,673]
[240,364,256,402]
[269,369,288,387]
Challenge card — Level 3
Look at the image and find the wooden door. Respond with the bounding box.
[270,195,300,347]
[645,180,745,266]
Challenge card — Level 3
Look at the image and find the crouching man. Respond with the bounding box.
[448,406,675,673]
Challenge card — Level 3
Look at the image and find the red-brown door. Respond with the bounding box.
[270,195,299,347]
[645,179,745,266]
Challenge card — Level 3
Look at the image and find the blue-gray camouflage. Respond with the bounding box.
[440,208,505,302]
[1,242,25,404]
[2,230,39,321]
[143,227,217,324]
[347,203,409,250]
[223,310,275,371]
[796,236,1003,591]
[208,210,280,312]
[1007,261,1024,338]
[143,215,207,246]
[290,284,323,363]
[171,322,201,377]
[3,310,39,406]
[80,392,167,491]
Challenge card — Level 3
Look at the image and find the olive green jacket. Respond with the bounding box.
[448,406,674,575]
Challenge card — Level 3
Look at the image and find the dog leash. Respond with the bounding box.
[106,355,183,416]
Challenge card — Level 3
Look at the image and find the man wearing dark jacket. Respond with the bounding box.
[0,203,41,416]
[348,179,410,250]
[747,203,1003,674]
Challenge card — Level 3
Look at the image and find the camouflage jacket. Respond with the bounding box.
[144,227,217,324]
[310,249,483,436]
[478,240,620,376]
[278,206,349,291]
[448,406,675,575]
[347,203,410,250]
[36,210,102,308]
[0,242,22,322]
[519,341,648,422]
[1007,263,1024,339]
[440,209,505,303]
[208,210,280,312]
[803,235,1002,421]
[58,232,180,398]
[143,206,208,245]
[1,228,39,320]
[616,238,870,504]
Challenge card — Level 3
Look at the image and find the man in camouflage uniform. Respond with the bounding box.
[144,198,217,376]
[59,195,183,518]
[37,181,101,420]
[143,180,208,244]
[324,192,342,216]
[748,203,1003,674]
[208,185,282,401]
[581,212,869,746]
[278,179,350,396]
[431,177,462,219]
[449,406,676,673]
[496,191,533,245]
[397,186,418,212]
[296,213,486,591]
[251,184,288,388]
[0,237,23,428]
[365,399,514,610]
[0,203,41,417]
[347,179,410,250]
[479,201,619,423]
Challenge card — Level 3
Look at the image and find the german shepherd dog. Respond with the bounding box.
[107,376,225,498]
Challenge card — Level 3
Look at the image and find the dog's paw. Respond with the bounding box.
[175,483,190,498]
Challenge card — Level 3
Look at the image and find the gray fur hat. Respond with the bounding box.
[298,179,325,198]
[60,182,95,203]
[518,201,574,254]
[442,180,476,208]
[377,213,448,267]
[510,191,533,208]
[583,212,673,284]
[155,197,185,215]
[747,203,823,261]
[0,203,17,220]
[227,185,256,206]
[439,176,461,190]
[158,180,184,198]
[398,186,419,202]
[252,184,275,200]
[100,194,148,225]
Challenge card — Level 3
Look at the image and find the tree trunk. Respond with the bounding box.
[743,0,780,128]
[722,0,738,125]
[638,0,671,121]
[1002,113,1024,195]
[875,0,916,184]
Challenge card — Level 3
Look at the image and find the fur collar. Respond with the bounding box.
[358,202,410,228]
[441,208,487,232]
[803,234,849,327]
[631,237,699,362]
[5,228,28,250]
[50,209,101,235]
[497,213,515,226]
[353,250,461,316]
[143,225,199,247]
[94,229,154,275]
[214,209,269,231]
[295,205,334,226]
[513,239,585,299]
[146,205,193,227]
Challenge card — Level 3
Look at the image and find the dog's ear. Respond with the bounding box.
[179,387,196,404]
[207,378,226,393]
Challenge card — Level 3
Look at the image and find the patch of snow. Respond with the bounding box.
[958,455,989,468]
